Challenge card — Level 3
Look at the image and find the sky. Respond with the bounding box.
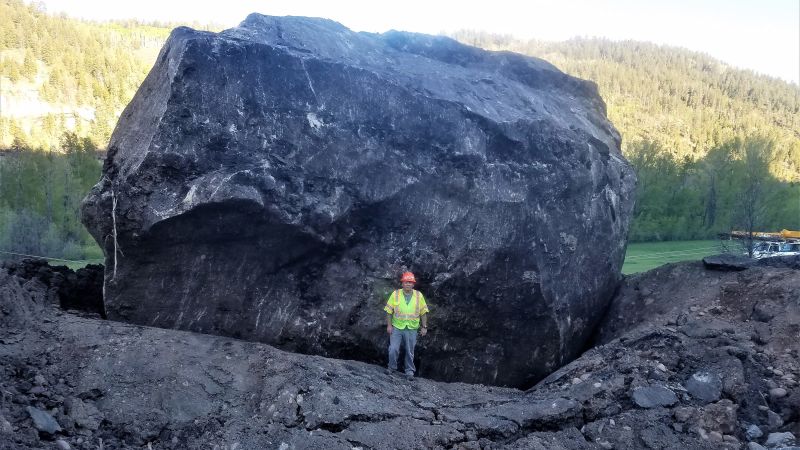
[38,0,800,85]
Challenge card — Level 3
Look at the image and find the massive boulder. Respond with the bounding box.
[81,14,635,388]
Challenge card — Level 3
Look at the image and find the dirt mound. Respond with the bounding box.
[1,258,104,317]
[0,260,797,449]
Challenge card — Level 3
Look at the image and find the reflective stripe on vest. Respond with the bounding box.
[392,289,420,320]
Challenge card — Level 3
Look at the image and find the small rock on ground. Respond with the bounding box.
[632,385,678,408]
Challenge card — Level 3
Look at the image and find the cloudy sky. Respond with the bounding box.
[38,0,800,84]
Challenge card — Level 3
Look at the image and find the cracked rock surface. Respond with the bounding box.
[2,259,798,449]
[80,14,635,388]
[2,265,586,449]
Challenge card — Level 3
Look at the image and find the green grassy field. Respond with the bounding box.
[622,240,726,274]
[0,248,103,271]
[5,240,730,275]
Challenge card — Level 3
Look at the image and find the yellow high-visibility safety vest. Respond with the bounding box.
[383,289,429,330]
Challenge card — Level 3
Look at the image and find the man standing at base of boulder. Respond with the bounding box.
[384,271,429,378]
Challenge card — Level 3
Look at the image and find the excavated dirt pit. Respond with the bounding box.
[1,257,798,449]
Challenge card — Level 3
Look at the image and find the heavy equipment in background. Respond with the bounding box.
[720,229,800,259]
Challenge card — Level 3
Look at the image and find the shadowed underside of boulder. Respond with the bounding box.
[81,14,635,388]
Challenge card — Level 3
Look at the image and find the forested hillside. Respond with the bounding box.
[0,1,798,262]
[453,31,800,241]
[0,134,101,261]
[453,31,800,179]
[0,0,212,261]
[0,0,174,149]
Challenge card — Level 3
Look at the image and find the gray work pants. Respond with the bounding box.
[388,327,418,375]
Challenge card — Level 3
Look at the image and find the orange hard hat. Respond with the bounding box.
[400,272,416,283]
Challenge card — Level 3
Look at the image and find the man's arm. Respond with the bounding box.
[384,293,395,335]
[419,294,429,336]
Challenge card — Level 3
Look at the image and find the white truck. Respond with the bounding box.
[752,241,800,259]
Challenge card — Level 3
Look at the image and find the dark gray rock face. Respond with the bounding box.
[703,254,754,271]
[746,424,764,440]
[3,263,799,450]
[1,259,104,316]
[26,406,61,435]
[685,371,722,404]
[631,385,678,408]
[765,432,796,448]
[81,14,635,387]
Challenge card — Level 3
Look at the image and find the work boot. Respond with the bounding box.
[404,372,414,380]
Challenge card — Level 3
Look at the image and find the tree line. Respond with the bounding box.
[452,31,800,182]
[0,134,102,261]
[0,3,798,249]
[628,136,798,241]
[0,0,171,149]
[452,31,800,240]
